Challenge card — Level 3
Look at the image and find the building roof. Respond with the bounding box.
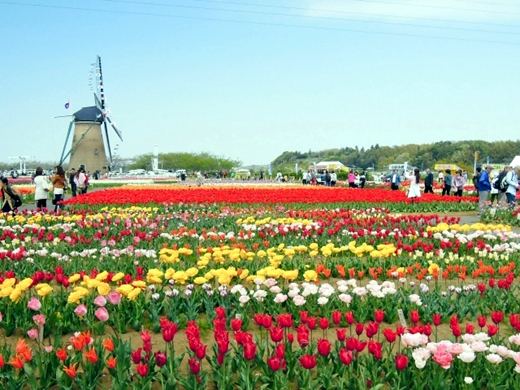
[74,106,103,123]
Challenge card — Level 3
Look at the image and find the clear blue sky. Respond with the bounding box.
[1,0,520,166]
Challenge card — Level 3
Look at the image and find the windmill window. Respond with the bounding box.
[94,149,99,155]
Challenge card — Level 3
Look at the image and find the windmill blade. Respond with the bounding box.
[103,121,113,165]
[59,117,75,166]
[106,116,123,141]
[94,93,103,111]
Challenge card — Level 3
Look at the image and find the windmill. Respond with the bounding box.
[59,56,123,173]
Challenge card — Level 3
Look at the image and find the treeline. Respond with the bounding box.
[272,140,520,172]
[128,152,240,172]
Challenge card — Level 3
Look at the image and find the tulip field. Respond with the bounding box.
[1,185,520,389]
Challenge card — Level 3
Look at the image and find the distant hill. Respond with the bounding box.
[271,140,520,173]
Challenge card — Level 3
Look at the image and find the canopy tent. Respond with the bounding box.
[510,156,520,167]
[316,161,348,172]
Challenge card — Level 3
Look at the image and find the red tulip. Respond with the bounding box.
[215,307,226,320]
[477,315,487,328]
[339,348,353,365]
[465,323,475,335]
[243,342,257,361]
[432,314,441,326]
[451,325,461,338]
[345,311,355,325]
[137,363,148,377]
[267,356,282,371]
[188,357,200,375]
[510,314,520,328]
[382,328,396,343]
[131,348,142,364]
[336,328,347,342]
[487,324,499,337]
[275,343,285,359]
[317,339,331,357]
[367,341,382,359]
[299,311,309,324]
[299,354,317,370]
[277,313,293,328]
[154,351,167,367]
[355,323,364,336]
[395,354,408,370]
[307,317,317,330]
[374,309,385,323]
[355,340,367,353]
[196,344,206,360]
[396,326,405,336]
[269,326,284,343]
[409,310,420,324]
[319,317,329,330]
[332,311,342,326]
[365,322,379,339]
[262,315,273,329]
[491,311,503,325]
[231,319,242,332]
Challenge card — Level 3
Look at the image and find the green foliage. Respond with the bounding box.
[271,140,520,172]
[128,152,240,172]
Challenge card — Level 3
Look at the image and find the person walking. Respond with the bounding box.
[33,167,49,211]
[74,168,87,194]
[1,178,22,213]
[359,171,366,188]
[69,168,77,197]
[442,169,452,196]
[330,171,337,187]
[497,166,511,205]
[478,166,493,216]
[388,169,401,191]
[490,176,500,206]
[452,169,466,197]
[348,171,356,188]
[424,169,434,194]
[504,165,520,209]
[51,166,66,212]
[438,171,444,184]
[324,171,331,187]
[406,168,421,202]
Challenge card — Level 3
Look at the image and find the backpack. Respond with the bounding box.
[494,171,508,192]
[84,175,89,186]
[472,173,480,189]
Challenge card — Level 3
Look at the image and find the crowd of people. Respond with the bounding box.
[0,166,91,214]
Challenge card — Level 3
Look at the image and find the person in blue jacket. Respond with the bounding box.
[477,166,492,216]
[388,170,402,191]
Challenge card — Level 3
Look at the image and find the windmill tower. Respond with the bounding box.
[59,56,123,173]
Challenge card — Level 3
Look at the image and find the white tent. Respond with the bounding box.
[510,156,520,167]
[316,161,347,171]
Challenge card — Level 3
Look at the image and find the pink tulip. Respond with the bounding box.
[93,295,107,307]
[27,297,42,311]
[95,307,109,322]
[107,292,121,305]
[44,345,53,353]
[33,314,46,326]
[27,328,39,340]
[74,304,88,317]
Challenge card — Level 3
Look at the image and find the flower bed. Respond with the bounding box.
[0,193,518,388]
[64,186,478,212]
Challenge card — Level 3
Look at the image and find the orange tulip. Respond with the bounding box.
[63,363,78,378]
[9,356,25,370]
[84,348,98,364]
[102,338,114,352]
[106,356,117,369]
